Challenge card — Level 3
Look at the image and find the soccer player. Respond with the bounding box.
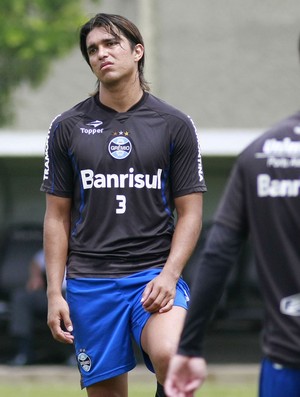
[8,250,47,366]
[41,13,206,397]
[165,108,300,394]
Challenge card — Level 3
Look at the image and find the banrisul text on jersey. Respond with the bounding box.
[257,175,300,197]
[81,167,162,190]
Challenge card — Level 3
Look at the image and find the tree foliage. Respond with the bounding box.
[0,0,99,126]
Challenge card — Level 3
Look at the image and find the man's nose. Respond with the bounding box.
[97,45,108,59]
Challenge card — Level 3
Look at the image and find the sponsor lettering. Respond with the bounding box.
[81,167,162,190]
[266,157,300,168]
[262,137,300,158]
[255,137,300,169]
[80,128,104,135]
[257,174,300,197]
[43,114,61,180]
[188,115,204,182]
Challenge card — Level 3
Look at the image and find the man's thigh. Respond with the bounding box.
[141,305,187,358]
[139,276,190,373]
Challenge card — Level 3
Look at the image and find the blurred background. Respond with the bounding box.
[0,0,300,365]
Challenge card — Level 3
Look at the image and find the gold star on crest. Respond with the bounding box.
[112,131,130,136]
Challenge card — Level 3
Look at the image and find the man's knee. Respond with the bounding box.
[86,373,128,397]
[151,341,175,383]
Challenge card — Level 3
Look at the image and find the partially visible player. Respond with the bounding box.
[8,249,47,365]
[165,87,300,395]
[41,13,206,397]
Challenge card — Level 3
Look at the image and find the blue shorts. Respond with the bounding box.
[66,268,190,388]
[259,357,300,397]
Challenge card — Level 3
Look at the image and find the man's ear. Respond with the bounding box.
[134,44,144,61]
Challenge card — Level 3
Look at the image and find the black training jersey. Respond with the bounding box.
[215,111,300,366]
[41,92,206,278]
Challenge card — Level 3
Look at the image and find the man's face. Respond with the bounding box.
[86,26,143,87]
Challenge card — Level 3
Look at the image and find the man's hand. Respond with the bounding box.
[141,272,177,313]
[164,354,207,397]
[47,294,74,344]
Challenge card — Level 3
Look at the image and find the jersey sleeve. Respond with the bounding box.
[214,159,248,234]
[32,249,46,271]
[40,116,74,197]
[170,116,206,197]
[178,223,245,357]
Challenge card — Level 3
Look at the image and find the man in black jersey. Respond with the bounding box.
[41,13,206,397]
[165,100,300,394]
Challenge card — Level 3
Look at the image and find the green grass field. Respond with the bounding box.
[0,379,257,397]
[0,364,258,397]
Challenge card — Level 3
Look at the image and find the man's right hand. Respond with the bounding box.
[164,354,207,397]
[47,294,74,344]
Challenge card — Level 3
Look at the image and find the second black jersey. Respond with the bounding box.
[41,92,206,278]
[178,112,300,368]
[215,112,300,366]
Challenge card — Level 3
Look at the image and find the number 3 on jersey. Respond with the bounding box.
[116,195,126,214]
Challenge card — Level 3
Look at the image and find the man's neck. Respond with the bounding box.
[99,80,144,113]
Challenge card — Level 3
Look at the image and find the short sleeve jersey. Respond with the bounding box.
[215,111,300,366]
[33,249,46,272]
[41,92,206,278]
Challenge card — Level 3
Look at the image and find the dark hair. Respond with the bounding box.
[80,13,150,91]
